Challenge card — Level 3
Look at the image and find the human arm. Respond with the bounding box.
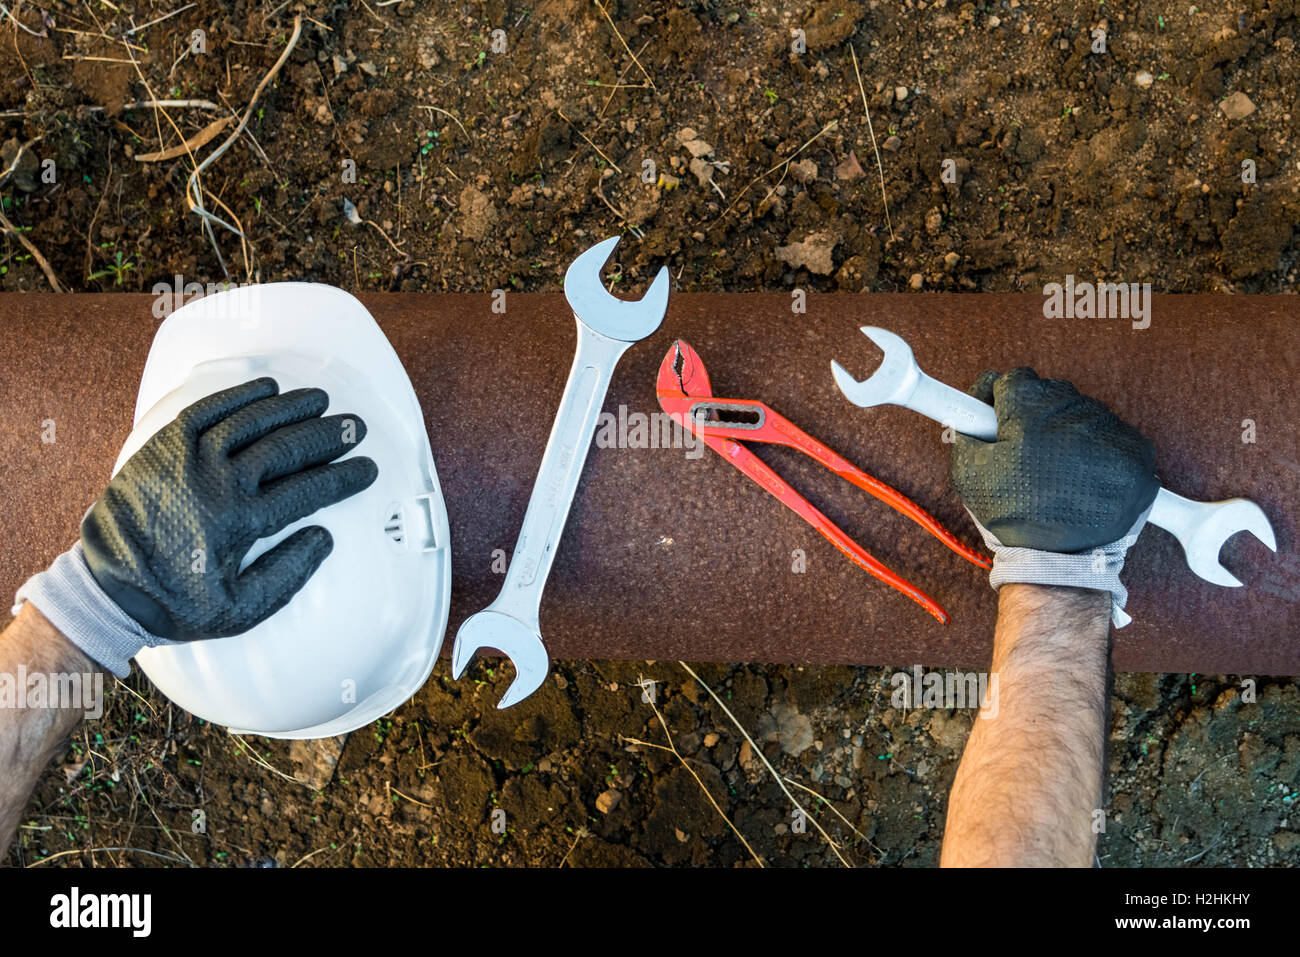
[939,367,1158,867]
[0,605,98,858]
[939,583,1110,867]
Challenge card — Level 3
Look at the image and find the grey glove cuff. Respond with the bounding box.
[969,502,1154,628]
[12,542,173,678]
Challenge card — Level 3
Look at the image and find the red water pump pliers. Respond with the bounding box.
[655,340,991,623]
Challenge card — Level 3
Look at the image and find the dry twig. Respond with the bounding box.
[0,136,66,292]
[557,109,622,173]
[185,15,303,277]
[621,675,764,866]
[124,2,195,35]
[595,1,655,92]
[678,662,856,867]
[849,46,895,241]
[720,120,839,222]
[124,98,219,110]
[419,104,470,139]
[133,115,234,162]
[26,846,193,867]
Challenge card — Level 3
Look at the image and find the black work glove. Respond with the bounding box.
[80,377,378,641]
[950,368,1160,625]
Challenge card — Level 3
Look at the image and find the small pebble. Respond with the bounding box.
[909,273,925,290]
[1219,91,1256,120]
[703,732,720,747]
[988,15,1001,27]
[944,252,961,270]
[791,158,818,184]
[883,135,902,152]
[894,86,909,102]
[1135,71,1154,89]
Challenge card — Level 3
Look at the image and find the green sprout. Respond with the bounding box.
[87,250,136,286]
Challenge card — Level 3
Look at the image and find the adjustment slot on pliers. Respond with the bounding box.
[689,401,765,430]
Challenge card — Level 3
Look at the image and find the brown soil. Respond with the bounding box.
[2,0,1297,867]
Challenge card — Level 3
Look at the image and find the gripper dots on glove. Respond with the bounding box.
[80,378,378,641]
[951,368,1160,553]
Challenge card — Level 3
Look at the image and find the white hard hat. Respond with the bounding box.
[121,283,451,739]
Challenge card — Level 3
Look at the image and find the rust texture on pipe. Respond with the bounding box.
[1,293,1295,674]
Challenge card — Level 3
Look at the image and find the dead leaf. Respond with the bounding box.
[133,115,234,163]
[835,149,866,182]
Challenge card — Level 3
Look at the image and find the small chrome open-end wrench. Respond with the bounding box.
[831,326,1277,587]
[451,236,669,708]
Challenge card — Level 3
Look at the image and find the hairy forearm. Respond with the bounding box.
[0,604,98,858]
[940,583,1111,867]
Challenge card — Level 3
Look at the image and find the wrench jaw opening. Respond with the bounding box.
[451,609,551,710]
[830,326,919,408]
[564,236,671,343]
[495,656,550,710]
[1149,488,1278,589]
[1182,501,1278,589]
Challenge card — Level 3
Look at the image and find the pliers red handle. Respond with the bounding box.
[656,340,991,623]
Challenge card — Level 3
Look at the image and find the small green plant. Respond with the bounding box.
[763,88,779,105]
[87,249,136,287]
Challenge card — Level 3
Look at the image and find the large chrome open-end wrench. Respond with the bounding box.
[451,236,669,708]
[831,326,1277,588]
